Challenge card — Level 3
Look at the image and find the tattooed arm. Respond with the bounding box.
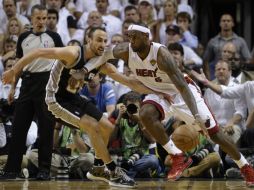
[157,46,199,117]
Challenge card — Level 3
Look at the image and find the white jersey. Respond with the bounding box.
[128,42,217,131]
[128,42,179,97]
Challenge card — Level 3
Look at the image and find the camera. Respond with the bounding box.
[191,148,209,165]
[121,152,143,170]
[127,153,142,166]
[54,147,72,156]
[126,104,138,114]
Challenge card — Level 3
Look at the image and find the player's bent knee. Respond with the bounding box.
[80,115,99,133]
[139,105,160,122]
[98,117,115,132]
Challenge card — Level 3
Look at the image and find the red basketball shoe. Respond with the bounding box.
[167,153,192,181]
[240,164,254,187]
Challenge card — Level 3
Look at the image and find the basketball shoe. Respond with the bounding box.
[86,165,110,183]
[109,167,136,188]
[167,153,192,181]
[240,164,254,187]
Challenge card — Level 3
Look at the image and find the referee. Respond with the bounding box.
[0,5,63,180]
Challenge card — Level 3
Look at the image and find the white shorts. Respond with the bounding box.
[142,94,219,135]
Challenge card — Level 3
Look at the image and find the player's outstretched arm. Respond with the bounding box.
[157,46,199,117]
[100,63,155,94]
[2,46,80,84]
[84,42,129,73]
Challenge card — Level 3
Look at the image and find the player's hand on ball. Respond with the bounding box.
[2,69,15,84]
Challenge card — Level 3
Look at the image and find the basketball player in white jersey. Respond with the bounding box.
[79,24,254,185]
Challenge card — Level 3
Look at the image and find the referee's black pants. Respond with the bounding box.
[4,72,55,173]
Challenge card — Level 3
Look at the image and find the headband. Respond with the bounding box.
[127,24,152,40]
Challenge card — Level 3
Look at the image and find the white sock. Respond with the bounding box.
[233,154,248,168]
[163,139,182,155]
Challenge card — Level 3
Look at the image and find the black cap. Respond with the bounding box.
[165,24,180,34]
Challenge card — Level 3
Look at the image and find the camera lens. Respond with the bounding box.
[126,104,138,114]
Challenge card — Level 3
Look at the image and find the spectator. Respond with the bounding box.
[166,24,202,68]
[78,0,123,41]
[0,0,30,35]
[190,69,254,124]
[95,0,122,40]
[138,0,157,38]
[2,37,17,55]
[16,0,41,19]
[154,0,178,45]
[105,34,125,94]
[6,17,24,41]
[203,13,251,80]
[46,0,80,45]
[77,10,103,31]
[79,73,116,117]
[176,11,198,49]
[74,0,122,20]
[114,91,161,178]
[204,60,245,144]
[221,42,237,62]
[122,19,136,42]
[124,5,140,23]
[46,8,59,32]
[27,123,94,179]
[164,120,221,178]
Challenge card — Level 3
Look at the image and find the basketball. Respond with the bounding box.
[171,124,200,152]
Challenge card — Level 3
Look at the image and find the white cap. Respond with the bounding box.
[177,4,194,19]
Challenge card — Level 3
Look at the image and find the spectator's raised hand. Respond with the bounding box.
[190,69,209,85]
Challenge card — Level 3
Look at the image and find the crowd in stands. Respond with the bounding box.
[1,0,254,181]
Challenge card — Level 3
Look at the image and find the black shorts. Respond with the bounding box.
[55,94,103,126]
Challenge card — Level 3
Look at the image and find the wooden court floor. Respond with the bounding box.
[0,179,252,190]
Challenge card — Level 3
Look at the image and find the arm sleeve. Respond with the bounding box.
[239,38,251,61]
[182,31,198,49]
[183,46,203,66]
[234,98,247,120]
[104,86,116,106]
[221,84,245,99]
[16,32,30,58]
[51,32,64,47]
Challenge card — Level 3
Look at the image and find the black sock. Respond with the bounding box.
[106,161,116,171]
[94,158,104,166]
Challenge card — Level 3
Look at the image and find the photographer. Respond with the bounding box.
[26,123,95,179]
[113,91,162,178]
[164,119,221,178]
